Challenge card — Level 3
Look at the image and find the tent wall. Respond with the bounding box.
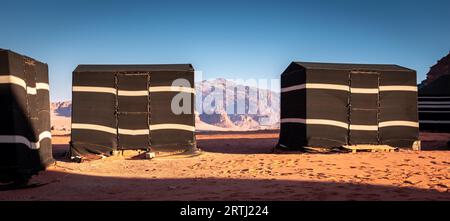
[418,75,450,132]
[306,68,350,147]
[279,63,307,148]
[0,49,53,181]
[278,62,419,149]
[70,65,196,157]
[378,69,418,147]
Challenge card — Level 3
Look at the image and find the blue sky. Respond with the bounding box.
[1,0,449,101]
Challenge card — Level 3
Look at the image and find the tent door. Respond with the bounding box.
[348,71,380,145]
[115,73,151,150]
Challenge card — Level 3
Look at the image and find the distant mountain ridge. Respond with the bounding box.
[50,79,281,132]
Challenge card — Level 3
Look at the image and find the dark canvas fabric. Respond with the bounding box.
[70,64,196,158]
[418,75,450,132]
[0,49,53,182]
[278,61,419,149]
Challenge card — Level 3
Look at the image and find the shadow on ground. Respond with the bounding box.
[0,170,449,200]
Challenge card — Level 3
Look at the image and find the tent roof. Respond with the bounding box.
[74,64,194,72]
[294,61,414,72]
[0,48,47,65]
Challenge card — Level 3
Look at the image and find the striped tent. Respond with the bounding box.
[70,64,196,158]
[0,49,53,183]
[278,62,419,149]
[418,74,450,132]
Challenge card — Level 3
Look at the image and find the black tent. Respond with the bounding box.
[418,75,450,132]
[278,62,419,149]
[0,49,53,183]
[70,64,196,158]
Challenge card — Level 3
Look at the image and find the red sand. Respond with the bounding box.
[1,132,449,200]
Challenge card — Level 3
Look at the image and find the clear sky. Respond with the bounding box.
[1,0,449,101]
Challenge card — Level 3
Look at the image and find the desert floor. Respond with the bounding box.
[1,131,450,200]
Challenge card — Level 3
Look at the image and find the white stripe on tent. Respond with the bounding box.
[118,128,149,136]
[418,96,450,99]
[350,88,379,94]
[26,83,50,95]
[281,83,417,93]
[72,123,195,134]
[307,83,349,92]
[379,85,417,92]
[281,118,348,129]
[418,101,450,105]
[72,86,116,95]
[36,82,50,91]
[150,124,196,131]
[0,131,51,150]
[0,75,49,95]
[378,121,419,128]
[73,86,196,95]
[0,75,26,88]
[418,105,450,108]
[420,120,450,124]
[118,90,148,96]
[72,123,117,134]
[281,118,419,129]
[349,124,378,131]
[418,110,450,113]
[280,84,306,93]
[149,86,195,94]
[281,83,349,93]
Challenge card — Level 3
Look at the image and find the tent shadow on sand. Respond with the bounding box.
[0,170,449,200]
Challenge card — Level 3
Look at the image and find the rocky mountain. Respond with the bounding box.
[196,78,280,130]
[50,79,280,132]
[420,51,450,87]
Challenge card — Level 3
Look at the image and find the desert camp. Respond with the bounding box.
[70,64,196,159]
[0,49,53,184]
[278,62,419,150]
[1,1,450,205]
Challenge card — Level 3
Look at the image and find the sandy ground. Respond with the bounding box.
[1,131,449,200]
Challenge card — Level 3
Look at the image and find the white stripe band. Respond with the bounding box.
[307,83,349,92]
[72,86,116,95]
[72,123,195,134]
[418,101,450,105]
[0,75,49,95]
[379,85,417,92]
[281,83,417,93]
[378,121,419,128]
[349,124,378,131]
[281,84,306,93]
[149,86,195,94]
[281,118,419,129]
[73,86,195,95]
[418,105,450,108]
[281,118,348,129]
[118,128,149,135]
[350,88,379,94]
[150,124,196,131]
[418,110,450,113]
[0,131,51,150]
[420,120,450,124]
[418,96,450,99]
[118,90,148,96]
[72,123,117,134]
[0,75,26,88]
